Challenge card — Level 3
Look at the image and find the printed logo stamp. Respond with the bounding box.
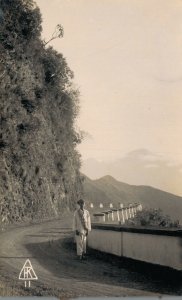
[19,259,38,287]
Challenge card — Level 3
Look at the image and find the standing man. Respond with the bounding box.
[73,199,91,260]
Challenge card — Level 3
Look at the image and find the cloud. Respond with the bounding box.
[81,148,182,196]
[125,149,164,162]
[145,164,159,168]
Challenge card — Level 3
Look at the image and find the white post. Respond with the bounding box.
[121,209,125,224]
[117,210,120,221]
[125,208,128,220]
[137,204,140,211]
[128,206,132,218]
[112,210,118,221]
[93,213,105,223]
[107,211,112,221]
[105,212,109,222]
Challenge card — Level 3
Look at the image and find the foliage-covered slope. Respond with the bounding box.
[0,0,83,223]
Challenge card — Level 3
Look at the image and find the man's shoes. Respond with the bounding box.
[76,253,87,261]
[82,254,87,260]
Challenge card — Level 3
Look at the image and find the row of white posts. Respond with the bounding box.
[92,203,142,224]
[90,203,124,209]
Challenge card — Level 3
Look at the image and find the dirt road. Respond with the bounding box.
[0,218,180,297]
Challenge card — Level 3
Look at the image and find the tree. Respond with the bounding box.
[44,24,64,46]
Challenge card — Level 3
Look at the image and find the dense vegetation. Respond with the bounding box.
[126,208,180,228]
[0,0,83,223]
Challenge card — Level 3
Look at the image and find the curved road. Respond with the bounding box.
[0,218,177,297]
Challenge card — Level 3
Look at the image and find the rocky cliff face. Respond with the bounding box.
[0,0,83,223]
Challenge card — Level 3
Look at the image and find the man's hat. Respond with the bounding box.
[77,199,85,205]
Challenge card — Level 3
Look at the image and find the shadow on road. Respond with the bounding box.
[25,230,182,295]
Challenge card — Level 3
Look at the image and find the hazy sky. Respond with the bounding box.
[36,0,182,166]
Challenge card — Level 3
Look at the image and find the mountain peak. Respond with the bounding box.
[95,175,117,182]
[95,175,131,185]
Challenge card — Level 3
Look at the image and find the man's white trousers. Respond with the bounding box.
[75,233,87,256]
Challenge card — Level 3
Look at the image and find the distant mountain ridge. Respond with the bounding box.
[83,175,182,223]
[81,151,182,196]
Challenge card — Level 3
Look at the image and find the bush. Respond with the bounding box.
[127,208,180,228]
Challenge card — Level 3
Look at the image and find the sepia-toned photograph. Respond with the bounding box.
[0,0,182,298]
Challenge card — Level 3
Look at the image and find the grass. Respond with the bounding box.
[0,280,28,296]
[0,279,75,298]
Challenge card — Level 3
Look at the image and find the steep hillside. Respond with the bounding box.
[83,175,182,222]
[0,0,83,223]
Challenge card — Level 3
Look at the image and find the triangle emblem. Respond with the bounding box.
[19,259,38,281]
